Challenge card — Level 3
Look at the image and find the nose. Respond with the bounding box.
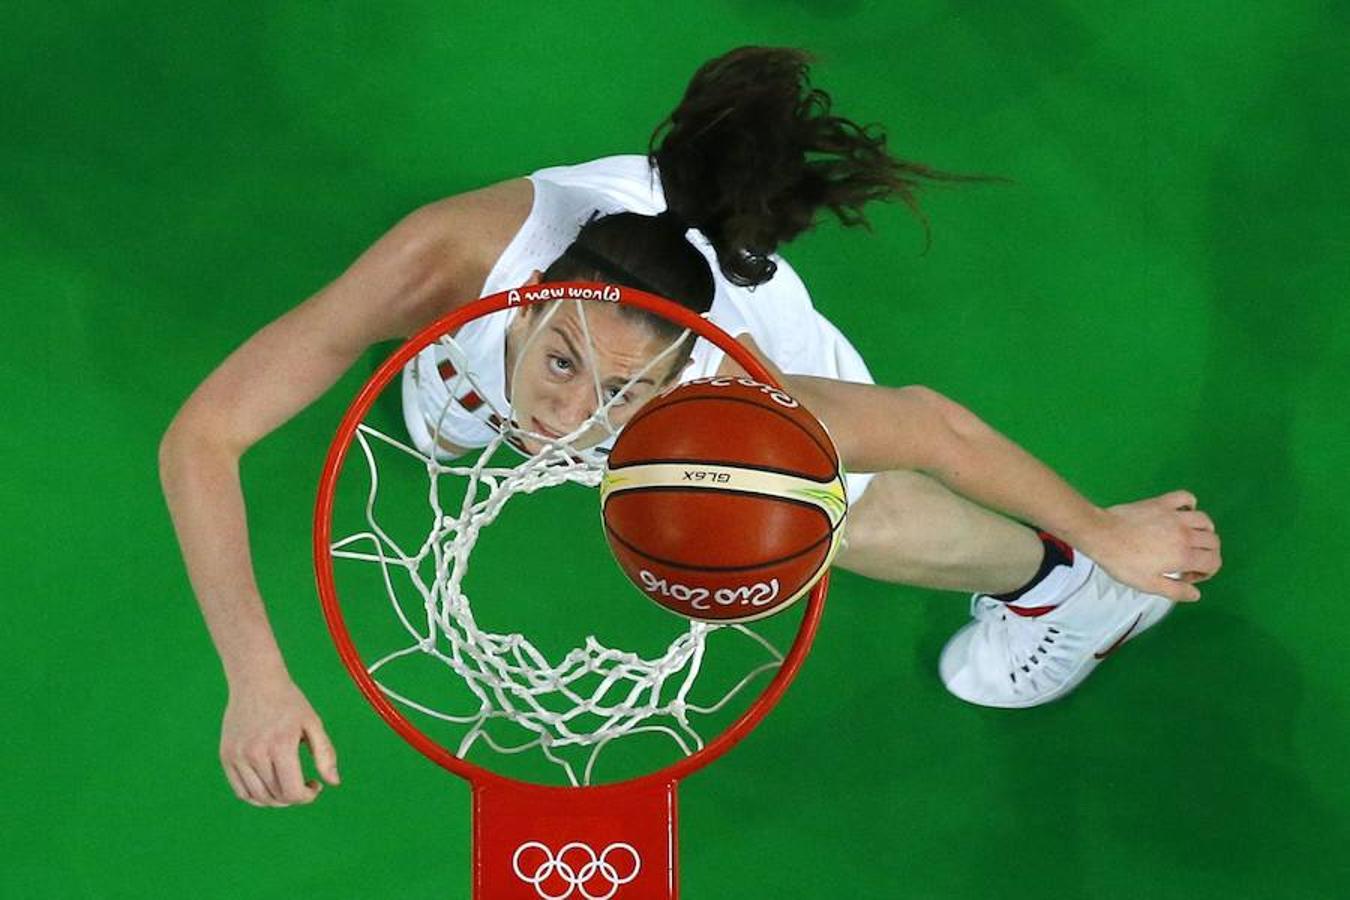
[552,382,598,432]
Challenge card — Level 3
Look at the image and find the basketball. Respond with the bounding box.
[600,376,848,623]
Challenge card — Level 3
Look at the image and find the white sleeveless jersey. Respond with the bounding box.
[402,156,875,499]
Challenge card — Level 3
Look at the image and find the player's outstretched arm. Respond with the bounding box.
[158,179,533,806]
[718,338,1220,603]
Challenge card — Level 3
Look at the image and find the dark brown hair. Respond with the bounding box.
[546,45,1008,320]
[541,211,708,374]
[651,46,1008,285]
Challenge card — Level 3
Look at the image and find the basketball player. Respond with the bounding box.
[160,47,1222,808]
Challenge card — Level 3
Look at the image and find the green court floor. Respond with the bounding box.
[5,2,1348,897]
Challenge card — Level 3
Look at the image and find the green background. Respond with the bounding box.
[5,1,1348,897]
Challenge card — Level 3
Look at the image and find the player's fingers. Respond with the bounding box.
[1179,569,1219,584]
[1184,547,1221,577]
[224,764,263,807]
[273,746,320,805]
[303,720,341,786]
[1181,509,1216,532]
[237,761,282,807]
[1165,489,1197,511]
[1189,529,1221,552]
[1155,572,1201,602]
[259,755,291,806]
[244,749,289,806]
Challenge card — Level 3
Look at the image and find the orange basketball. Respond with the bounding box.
[600,376,848,623]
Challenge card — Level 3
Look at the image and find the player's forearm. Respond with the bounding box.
[922,398,1110,550]
[159,424,291,689]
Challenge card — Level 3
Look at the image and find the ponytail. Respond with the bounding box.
[650,46,1009,286]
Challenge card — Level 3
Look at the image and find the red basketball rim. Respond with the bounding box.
[313,281,831,797]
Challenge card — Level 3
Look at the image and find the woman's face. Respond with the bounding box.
[503,299,687,453]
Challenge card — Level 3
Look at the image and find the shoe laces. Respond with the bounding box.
[970,595,1069,691]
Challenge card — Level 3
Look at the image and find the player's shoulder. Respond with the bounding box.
[399,178,536,281]
[527,155,663,213]
[416,178,535,241]
[529,154,654,188]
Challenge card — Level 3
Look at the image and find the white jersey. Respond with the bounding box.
[402,155,876,498]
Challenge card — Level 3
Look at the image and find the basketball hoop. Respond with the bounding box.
[314,283,831,898]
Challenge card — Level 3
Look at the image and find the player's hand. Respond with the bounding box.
[1085,490,1222,602]
[220,675,340,807]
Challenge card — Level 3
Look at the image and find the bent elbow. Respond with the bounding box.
[158,411,199,478]
[894,384,971,473]
[906,385,978,436]
[158,404,240,477]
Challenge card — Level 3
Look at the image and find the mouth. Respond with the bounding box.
[531,417,565,439]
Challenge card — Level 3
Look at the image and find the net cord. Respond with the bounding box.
[328,302,785,786]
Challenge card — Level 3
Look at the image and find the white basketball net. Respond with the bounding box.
[327,297,787,786]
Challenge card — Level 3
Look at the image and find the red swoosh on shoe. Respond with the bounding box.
[1094,614,1143,660]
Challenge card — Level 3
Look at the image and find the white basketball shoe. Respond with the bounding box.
[939,560,1174,708]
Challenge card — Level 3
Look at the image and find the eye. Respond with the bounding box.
[604,385,630,406]
[547,354,574,377]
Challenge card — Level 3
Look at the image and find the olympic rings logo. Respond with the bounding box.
[512,841,642,900]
